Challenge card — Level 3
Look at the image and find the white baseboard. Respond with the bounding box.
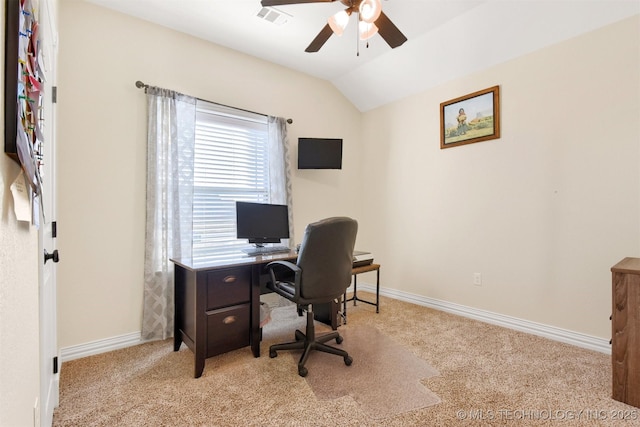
[353,283,611,355]
[60,331,142,363]
[60,286,611,363]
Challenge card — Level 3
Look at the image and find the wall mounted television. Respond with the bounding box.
[236,201,290,247]
[297,138,343,169]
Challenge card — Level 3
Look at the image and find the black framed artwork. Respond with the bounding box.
[4,0,45,195]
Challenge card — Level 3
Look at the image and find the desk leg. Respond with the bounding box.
[313,301,340,330]
[376,268,380,313]
[194,355,205,378]
[174,267,184,351]
[353,274,358,306]
[173,317,183,352]
[250,266,261,358]
[251,330,261,357]
[343,291,348,324]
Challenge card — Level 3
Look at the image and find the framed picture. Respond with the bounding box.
[440,86,500,149]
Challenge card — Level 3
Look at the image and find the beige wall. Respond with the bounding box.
[0,159,41,426]
[359,15,640,339]
[0,1,42,424]
[56,0,363,349]
[56,0,638,352]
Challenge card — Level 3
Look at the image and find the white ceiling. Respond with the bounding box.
[85,0,639,111]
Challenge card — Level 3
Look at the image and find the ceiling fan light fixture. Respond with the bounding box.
[359,0,382,24]
[328,10,351,36]
[358,20,378,40]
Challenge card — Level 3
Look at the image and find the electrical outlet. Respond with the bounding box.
[473,273,482,286]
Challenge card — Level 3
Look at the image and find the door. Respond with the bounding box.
[38,1,59,425]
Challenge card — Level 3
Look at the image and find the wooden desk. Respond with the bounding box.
[171,252,296,378]
[171,251,339,378]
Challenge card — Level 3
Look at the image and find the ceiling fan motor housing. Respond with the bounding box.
[261,0,407,52]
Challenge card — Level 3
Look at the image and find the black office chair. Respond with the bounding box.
[265,217,358,377]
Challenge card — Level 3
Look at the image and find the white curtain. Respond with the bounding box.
[268,116,294,246]
[142,87,196,341]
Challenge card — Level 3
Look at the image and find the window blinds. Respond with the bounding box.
[192,101,270,262]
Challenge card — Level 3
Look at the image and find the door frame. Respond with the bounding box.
[38,1,59,425]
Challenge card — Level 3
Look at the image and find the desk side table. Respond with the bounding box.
[343,263,380,324]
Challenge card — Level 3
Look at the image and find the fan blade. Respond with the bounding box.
[305,24,334,52]
[261,0,336,6]
[375,11,407,49]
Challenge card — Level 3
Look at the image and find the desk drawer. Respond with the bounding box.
[206,304,250,357]
[207,268,251,310]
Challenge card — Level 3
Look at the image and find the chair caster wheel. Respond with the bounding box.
[298,366,308,377]
[344,355,353,366]
[336,335,343,344]
[269,350,277,358]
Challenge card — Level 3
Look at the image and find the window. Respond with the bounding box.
[192,100,271,262]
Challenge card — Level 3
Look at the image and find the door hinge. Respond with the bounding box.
[53,356,58,374]
[52,86,57,103]
[52,221,57,238]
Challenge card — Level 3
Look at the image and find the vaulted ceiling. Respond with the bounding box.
[85,0,639,111]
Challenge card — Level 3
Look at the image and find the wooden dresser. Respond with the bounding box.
[611,257,640,408]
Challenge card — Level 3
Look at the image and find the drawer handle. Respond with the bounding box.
[223,275,237,283]
[223,316,237,325]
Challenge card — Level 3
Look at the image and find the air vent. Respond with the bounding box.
[256,7,290,26]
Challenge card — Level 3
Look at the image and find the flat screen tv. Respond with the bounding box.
[298,138,343,169]
[236,201,290,246]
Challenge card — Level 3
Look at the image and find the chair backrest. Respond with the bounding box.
[296,217,358,302]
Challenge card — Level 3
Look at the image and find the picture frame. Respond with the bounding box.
[440,85,500,149]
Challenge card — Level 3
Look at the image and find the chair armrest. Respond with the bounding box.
[265,260,299,272]
[265,260,302,299]
[265,260,300,283]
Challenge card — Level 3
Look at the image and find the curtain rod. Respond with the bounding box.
[135,81,293,124]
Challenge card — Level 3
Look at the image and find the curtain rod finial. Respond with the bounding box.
[287,118,293,124]
[135,81,146,89]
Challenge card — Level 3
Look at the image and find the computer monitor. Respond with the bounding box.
[236,201,290,247]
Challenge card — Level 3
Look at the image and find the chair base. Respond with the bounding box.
[269,307,353,377]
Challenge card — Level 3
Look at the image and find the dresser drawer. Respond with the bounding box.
[207,268,251,310]
[206,304,250,357]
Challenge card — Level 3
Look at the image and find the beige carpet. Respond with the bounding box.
[53,294,640,426]
[267,307,440,419]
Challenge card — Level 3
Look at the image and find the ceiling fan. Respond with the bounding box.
[260,0,407,53]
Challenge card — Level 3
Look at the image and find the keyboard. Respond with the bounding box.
[243,246,291,257]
